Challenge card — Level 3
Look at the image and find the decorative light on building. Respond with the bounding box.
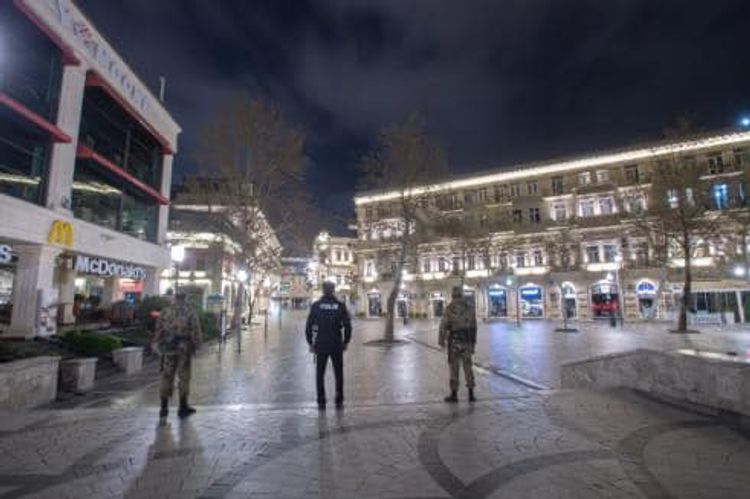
[741,116,750,128]
[733,266,746,277]
[170,245,185,263]
[236,269,248,282]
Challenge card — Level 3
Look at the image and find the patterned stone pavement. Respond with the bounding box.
[0,314,749,498]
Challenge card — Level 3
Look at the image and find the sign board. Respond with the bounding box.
[0,244,12,264]
[74,255,146,280]
[636,281,657,296]
[520,287,542,300]
[48,220,73,247]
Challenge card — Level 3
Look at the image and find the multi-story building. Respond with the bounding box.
[310,231,358,307]
[0,1,180,336]
[272,257,311,309]
[354,130,750,324]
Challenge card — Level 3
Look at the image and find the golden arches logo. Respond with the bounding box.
[48,220,73,247]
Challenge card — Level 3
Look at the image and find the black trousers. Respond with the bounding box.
[316,350,343,403]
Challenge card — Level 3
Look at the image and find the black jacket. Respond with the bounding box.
[305,295,352,353]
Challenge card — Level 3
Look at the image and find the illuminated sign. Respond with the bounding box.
[48,220,73,247]
[520,287,542,300]
[636,281,657,295]
[74,256,146,280]
[0,244,12,264]
[488,289,506,297]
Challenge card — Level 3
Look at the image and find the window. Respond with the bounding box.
[533,250,544,266]
[603,245,617,263]
[365,262,374,277]
[712,183,729,210]
[708,154,725,175]
[579,199,595,217]
[624,165,640,184]
[438,258,448,272]
[578,172,592,186]
[515,252,527,268]
[551,176,564,195]
[586,246,600,263]
[452,257,461,273]
[467,255,476,271]
[739,183,748,206]
[494,184,508,202]
[450,194,461,210]
[526,181,538,195]
[422,259,431,274]
[554,204,567,221]
[478,188,488,203]
[498,252,508,270]
[596,170,609,183]
[72,160,158,241]
[512,209,523,224]
[734,148,747,167]
[667,189,679,209]
[529,207,541,223]
[463,192,474,206]
[511,184,522,197]
[627,193,645,213]
[335,250,342,261]
[635,242,649,267]
[365,207,373,219]
[599,197,614,215]
[479,214,489,227]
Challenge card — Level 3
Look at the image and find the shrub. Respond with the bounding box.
[63,331,122,356]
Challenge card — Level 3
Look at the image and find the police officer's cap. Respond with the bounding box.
[322,281,336,296]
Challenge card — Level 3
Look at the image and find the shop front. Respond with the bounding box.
[367,290,382,317]
[0,243,17,327]
[519,284,544,318]
[591,280,619,318]
[487,286,508,318]
[635,280,658,319]
[396,293,409,318]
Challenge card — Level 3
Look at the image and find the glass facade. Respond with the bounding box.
[0,4,62,204]
[72,159,158,241]
[79,87,162,190]
[0,4,63,121]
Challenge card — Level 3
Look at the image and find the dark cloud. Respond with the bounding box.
[77,0,750,230]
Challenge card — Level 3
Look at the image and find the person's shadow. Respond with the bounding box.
[123,419,206,498]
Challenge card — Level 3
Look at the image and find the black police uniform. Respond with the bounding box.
[305,294,352,406]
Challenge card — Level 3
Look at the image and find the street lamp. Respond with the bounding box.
[741,116,750,128]
[614,254,624,325]
[170,245,185,294]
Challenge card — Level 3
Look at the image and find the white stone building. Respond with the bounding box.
[0,1,180,336]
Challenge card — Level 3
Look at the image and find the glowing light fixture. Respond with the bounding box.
[170,245,185,263]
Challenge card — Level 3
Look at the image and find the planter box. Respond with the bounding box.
[0,356,60,410]
[59,358,97,393]
[111,346,143,375]
[561,348,750,416]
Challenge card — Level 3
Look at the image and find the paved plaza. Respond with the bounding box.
[1,314,750,498]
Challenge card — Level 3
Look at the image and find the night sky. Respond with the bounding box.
[77,0,750,232]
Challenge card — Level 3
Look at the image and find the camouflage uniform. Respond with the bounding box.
[438,297,477,391]
[154,299,202,400]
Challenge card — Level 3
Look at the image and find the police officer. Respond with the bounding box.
[153,293,203,418]
[305,281,352,410]
[438,286,477,403]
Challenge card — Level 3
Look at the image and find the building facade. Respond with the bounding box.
[272,257,311,309]
[0,1,180,336]
[310,231,358,307]
[354,130,750,324]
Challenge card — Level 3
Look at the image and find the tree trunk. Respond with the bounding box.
[232,283,244,333]
[384,280,399,342]
[678,246,691,332]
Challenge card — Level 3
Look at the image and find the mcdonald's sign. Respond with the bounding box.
[48,220,74,247]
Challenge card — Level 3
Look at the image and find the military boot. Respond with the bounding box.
[444,390,458,403]
[468,389,476,402]
[159,397,169,418]
[178,397,197,418]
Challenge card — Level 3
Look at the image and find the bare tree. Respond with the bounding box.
[624,128,723,332]
[185,94,315,328]
[358,114,448,341]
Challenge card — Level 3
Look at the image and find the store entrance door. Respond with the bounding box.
[487,289,508,317]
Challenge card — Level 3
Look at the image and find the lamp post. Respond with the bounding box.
[170,245,185,295]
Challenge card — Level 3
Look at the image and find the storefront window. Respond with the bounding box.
[78,87,162,190]
[0,4,63,121]
[488,288,507,317]
[591,282,619,318]
[519,286,543,318]
[72,159,158,241]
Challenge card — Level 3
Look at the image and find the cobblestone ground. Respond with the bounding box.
[1,313,749,498]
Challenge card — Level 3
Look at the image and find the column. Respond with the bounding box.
[45,65,86,213]
[9,245,61,338]
[143,267,162,297]
[157,155,174,246]
[736,290,745,324]
[57,262,77,325]
[100,277,119,307]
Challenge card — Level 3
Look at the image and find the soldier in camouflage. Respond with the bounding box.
[153,293,203,418]
[438,286,477,403]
